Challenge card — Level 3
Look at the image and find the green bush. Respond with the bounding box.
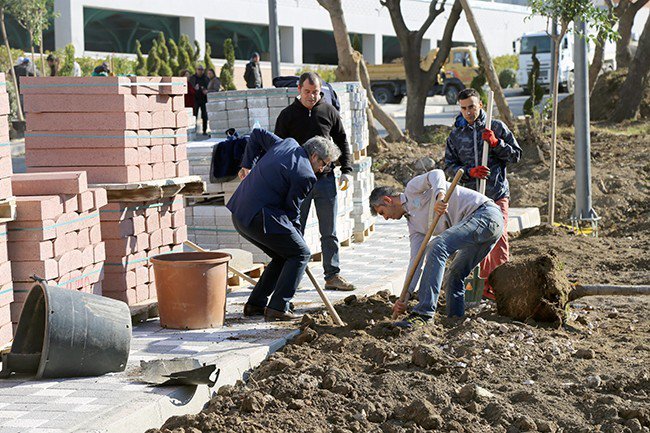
[523,46,544,115]
[498,68,517,88]
[296,66,337,84]
[219,38,236,90]
[493,54,518,74]
[204,42,216,74]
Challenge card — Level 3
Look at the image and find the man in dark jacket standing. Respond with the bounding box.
[229,129,341,321]
[273,72,356,292]
[444,88,522,298]
[189,65,210,135]
[244,52,263,89]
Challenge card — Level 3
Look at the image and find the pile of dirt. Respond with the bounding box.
[148,292,650,433]
[557,69,650,125]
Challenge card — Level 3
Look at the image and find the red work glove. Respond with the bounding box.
[482,129,500,147]
[469,165,490,179]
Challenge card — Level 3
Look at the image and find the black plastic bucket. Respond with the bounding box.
[1,282,132,378]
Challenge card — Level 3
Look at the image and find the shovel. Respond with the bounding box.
[392,169,465,319]
[184,240,345,326]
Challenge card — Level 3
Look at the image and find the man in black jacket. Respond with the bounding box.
[272,72,355,291]
[189,65,210,135]
[244,53,263,89]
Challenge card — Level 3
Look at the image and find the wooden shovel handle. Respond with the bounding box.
[392,169,464,319]
[479,90,494,196]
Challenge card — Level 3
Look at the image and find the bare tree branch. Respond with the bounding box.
[416,0,447,41]
[381,0,411,46]
[425,0,462,81]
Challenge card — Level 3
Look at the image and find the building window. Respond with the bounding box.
[383,36,401,63]
[206,20,269,61]
[302,29,363,65]
[5,13,54,52]
[83,8,180,53]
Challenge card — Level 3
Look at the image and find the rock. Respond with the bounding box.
[300,314,316,328]
[458,383,495,403]
[294,328,318,344]
[514,415,537,431]
[624,419,643,433]
[362,342,392,364]
[322,368,345,390]
[399,400,443,430]
[411,344,443,368]
[251,356,295,381]
[217,384,234,396]
[537,419,559,433]
[352,409,367,422]
[586,375,602,388]
[344,295,358,305]
[368,409,387,423]
[240,391,268,413]
[574,348,596,359]
[332,382,354,396]
[415,156,436,171]
[288,399,305,410]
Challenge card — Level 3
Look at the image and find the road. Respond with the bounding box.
[374,88,568,135]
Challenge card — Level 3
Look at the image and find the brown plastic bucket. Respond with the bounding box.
[150,251,231,329]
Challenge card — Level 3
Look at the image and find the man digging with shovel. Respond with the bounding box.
[369,169,504,329]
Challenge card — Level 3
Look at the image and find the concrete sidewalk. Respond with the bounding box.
[0,219,411,433]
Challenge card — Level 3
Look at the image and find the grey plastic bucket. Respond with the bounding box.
[1,282,132,378]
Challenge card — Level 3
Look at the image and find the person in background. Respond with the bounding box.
[46,54,59,76]
[12,57,34,91]
[206,68,221,92]
[92,62,111,76]
[189,64,209,135]
[244,52,263,89]
[180,69,196,109]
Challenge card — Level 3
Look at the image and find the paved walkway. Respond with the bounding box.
[0,219,411,433]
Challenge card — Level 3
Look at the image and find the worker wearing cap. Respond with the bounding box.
[369,169,503,329]
[444,88,521,299]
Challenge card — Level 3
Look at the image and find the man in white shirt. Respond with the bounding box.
[369,169,504,329]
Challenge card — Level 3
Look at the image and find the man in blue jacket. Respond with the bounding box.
[444,88,522,299]
[228,129,341,321]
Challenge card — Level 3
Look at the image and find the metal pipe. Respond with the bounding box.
[268,0,281,80]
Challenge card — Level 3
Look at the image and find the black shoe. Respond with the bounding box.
[264,307,301,322]
[243,303,265,317]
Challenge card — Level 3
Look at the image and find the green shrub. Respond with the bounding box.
[498,68,517,88]
[296,66,337,84]
[493,54,518,74]
[523,46,544,115]
[204,42,216,74]
[219,38,236,90]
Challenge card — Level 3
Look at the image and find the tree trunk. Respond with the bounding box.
[404,59,429,137]
[612,14,650,121]
[39,30,46,77]
[317,0,406,143]
[458,0,515,130]
[616,11,636,69]
[0,8,24,121]
[588,31,605,94]
[358,56,404,143]
[547,26,568,226]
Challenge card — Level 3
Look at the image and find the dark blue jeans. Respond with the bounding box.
[299,173,340,279]
[232,213,311,312]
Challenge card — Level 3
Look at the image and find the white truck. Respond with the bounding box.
[516,30,616,94]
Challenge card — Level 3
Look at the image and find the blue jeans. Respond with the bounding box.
[299,173,340,280]
[413,203,504,319]
[232,213,311,312]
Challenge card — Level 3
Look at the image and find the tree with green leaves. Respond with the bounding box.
[59,43,76,76]
[523,46,544,115]
[220,38,236,90]
[168,38,180,75]
[204,42,216,73]
[134,40,147,75]
[192,40,201,63]
[146,40,161,76]
[527,0,618,225]
[0,0,23,120]
[470,51,487,105]
[157,32,170,64]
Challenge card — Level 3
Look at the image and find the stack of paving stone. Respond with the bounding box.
[6,172,107,332]
[0,73,13,346]
[206,88,298,136]
[330,82,369,155]
[100,195,185,304]
[21,76,189,183]
[350,156,376,241]
[185,169,353,263]
[19,76,190,307]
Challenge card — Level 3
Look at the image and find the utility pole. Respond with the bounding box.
[268,0,281,80]
[572,19,599,234]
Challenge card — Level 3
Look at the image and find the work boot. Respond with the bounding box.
[244,302,295,317]
[324,274,356,291]
[243,303,265,317]
[393,313,431,330]
[264,307,301,322]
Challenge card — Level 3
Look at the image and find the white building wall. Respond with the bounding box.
[54,0,648,65]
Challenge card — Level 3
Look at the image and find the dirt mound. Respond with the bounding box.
[148,292,650,433]
[490,253,571,323]
[557,69,650,125]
